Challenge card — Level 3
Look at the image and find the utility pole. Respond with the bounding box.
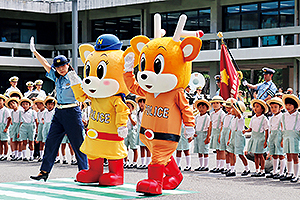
[72,0,78,72]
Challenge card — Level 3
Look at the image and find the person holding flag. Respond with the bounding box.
[242,68,277,101]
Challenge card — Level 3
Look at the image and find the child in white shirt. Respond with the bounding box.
[18,98,38,161]
[0,95,11,161]
[193,99,211,171]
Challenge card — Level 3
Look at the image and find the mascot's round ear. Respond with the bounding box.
[130,35,150,55]
[180,37,202,62]
[79,44,94,64]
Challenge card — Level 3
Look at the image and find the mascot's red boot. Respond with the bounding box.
[136,164,164,195]
[76,158,104,183]
[163,156,183,190]
[99,159,124,186]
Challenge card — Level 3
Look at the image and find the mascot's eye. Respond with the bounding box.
[153,54,164,74]
[85,61,91,77]
[97,61,107,80]
[140,53,146,72]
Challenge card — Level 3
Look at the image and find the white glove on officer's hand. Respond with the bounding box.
[30,37,36,53]
[124,52,135,72]
[67,71,82,86]
[242,80,248,86]
[184,126,195,139]
[118,126,128,138]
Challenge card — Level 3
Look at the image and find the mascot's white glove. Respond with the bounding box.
[67,71,82,86]
[118,126,128,138]
[184,126,195,139]
[242,80,248,86]
[30,37,36,53]
[124,52,135,72]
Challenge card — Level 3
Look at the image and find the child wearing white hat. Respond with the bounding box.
[265,97,286,179]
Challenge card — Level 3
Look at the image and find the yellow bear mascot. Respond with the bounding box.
[68,34,130,186]
[123,14,203,195]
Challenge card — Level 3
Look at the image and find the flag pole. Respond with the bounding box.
[217,32,254,100]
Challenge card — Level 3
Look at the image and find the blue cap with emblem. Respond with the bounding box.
[94,34,123,51]
[262,67,275,74]
[214,75,221,82]
[51,55,70,68]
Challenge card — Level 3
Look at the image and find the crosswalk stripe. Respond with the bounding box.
[0,188,62,200]
[0,178,196,199]
[0,183,115,200]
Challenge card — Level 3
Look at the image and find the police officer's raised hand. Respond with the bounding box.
[67,71,82,86]
[30,37,36,53]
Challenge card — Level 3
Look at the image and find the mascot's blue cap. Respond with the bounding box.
[51,55,70,68]
[94,34,123,51]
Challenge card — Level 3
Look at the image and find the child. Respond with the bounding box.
[219,98,235,174]
[0,95,11,161]
[266,97,286,179]
[208,96,225,173]
[34,98,46,161]
[176,123,192,171]
[6,97,21,161]
[124,99,138,168]
[226,101,250,177]
[18,98,38,161]
[193,99,211,171]
[244,99,269,177]
[280,94,300,182]
[61,135,76,164]
[136,96,151,169]
[41,97,56,162]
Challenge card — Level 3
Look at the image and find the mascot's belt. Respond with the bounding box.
[140,127,180,142]
[86,129,124,141]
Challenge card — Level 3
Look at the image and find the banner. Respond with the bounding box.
[220,44,239,100]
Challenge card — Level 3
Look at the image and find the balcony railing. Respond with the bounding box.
[0,26,300,60]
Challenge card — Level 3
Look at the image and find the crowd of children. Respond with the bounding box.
[2,75,300,184]
[0,76,87,165]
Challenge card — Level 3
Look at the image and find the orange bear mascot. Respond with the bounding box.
[123,14,203,195]
[67,34,130,186]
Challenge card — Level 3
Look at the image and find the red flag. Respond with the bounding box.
[220,44,239,100]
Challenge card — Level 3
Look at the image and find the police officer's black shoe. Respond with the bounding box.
[30,171,49,182]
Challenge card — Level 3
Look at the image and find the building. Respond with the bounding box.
[0,0,299,96]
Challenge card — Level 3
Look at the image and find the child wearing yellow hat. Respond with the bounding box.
[266,97,285,179]
[280,94,300,182]
[193,99,211,171]
[244,99,269,177]
[208,96,225,173]
[0,95,11,161]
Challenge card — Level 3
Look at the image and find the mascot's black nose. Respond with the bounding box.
[141,74,148,80]
[85,79,91,84]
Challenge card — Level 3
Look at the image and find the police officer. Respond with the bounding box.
[4,76,21,97]
[214,75,221,96]
[29,37,87,181]
[243,67,277,101]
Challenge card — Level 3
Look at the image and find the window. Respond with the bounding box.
[155,9,211,37]
[65,21,82,44]
[92,16,141,41]
[223,0,294,31]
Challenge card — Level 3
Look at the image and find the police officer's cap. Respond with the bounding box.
[214,75,221,82]
[94,34,123,51]
[26,81,34,87]
[262,67,275,75]
[51,55,70,68]
[9,76,19,82]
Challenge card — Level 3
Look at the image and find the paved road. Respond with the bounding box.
[0,143,299,200]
